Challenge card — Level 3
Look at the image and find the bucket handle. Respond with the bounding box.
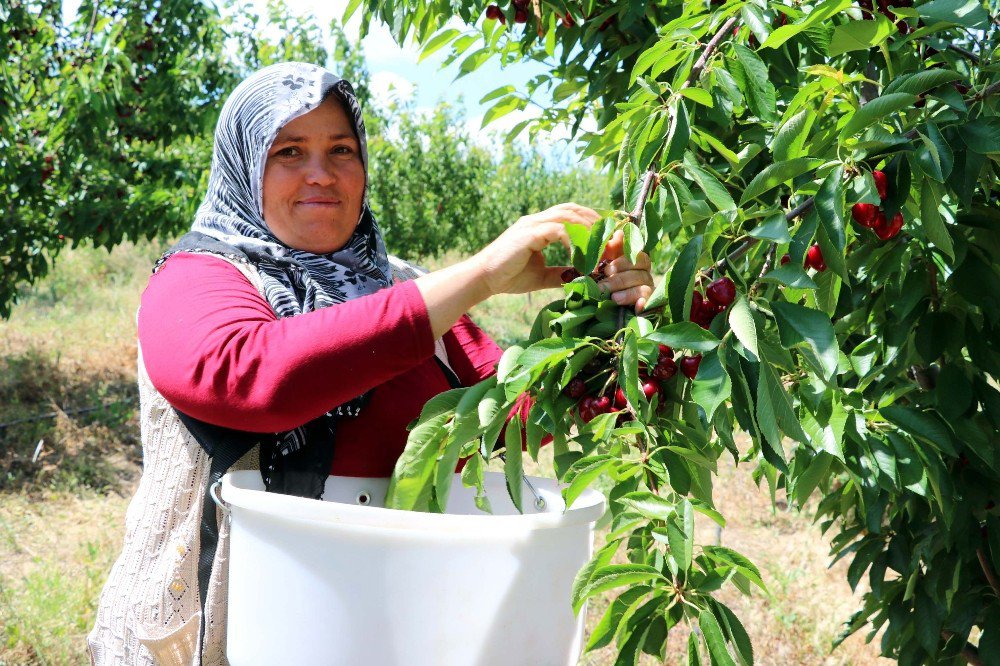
[499,454,546,511]
[209,480,231,522]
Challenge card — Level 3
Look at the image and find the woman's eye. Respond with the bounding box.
[274,147,299,157]
[332,146,352,155]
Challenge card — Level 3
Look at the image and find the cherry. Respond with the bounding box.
[642,381,659,399]
[485,4,503,20]
[561,12,575,27]
[872,170,888,200]
[806,244,826,272]
[514,8,528,23]
[680,355,702,380]
[780,254,791,265]
[874,211,904,240]
[578,396,596,422]
[706,277,736,307]
[987,501,997,510]
[612,387,626,408]
[560,267,581,283]
[954,83,970,95]
[652,357,677,381]
[564,378,587,399]
[851,203,879,228]
[690,291,705,321]
[658,344,673,357]
[595,396,612,412]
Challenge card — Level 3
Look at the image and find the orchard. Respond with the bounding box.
[353,0,1000,664]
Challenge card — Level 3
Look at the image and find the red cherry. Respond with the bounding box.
[780,254,791,265]
[954,83,970,95]
[874,211,904,240]
[560,267,581,283]
[652,357,677,381]
[872,170,888,200]
[689,292,704,322]
[658,344,673,358]
[851,203,879,228]
[706,277,736,307]
[564,378,587,399]
[485,4,502,20]
[614,387,627,409]
[642,381,659,399]
[679,355,702,380]
[806,244,826,272]
[514,8,528,23]
[561,12,575,27]
[595,396,612,412]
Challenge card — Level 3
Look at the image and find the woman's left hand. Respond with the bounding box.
[598,230,655,314]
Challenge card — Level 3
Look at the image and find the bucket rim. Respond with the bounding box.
[220,470,606,534]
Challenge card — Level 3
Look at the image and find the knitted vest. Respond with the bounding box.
[87,254,452,665]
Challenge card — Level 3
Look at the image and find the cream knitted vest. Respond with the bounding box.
[87,255,447,665]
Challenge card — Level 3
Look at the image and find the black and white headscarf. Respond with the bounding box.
[187,61,392,316]
[157,62,394,477]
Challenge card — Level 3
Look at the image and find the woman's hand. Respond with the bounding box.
[597,229,655,314]
[471,202,601,296]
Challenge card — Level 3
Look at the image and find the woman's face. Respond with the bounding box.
[262,97,366,254]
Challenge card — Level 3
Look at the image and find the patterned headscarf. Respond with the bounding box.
[189,61,392,316]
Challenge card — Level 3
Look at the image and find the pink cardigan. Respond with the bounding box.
[138,252,540,478]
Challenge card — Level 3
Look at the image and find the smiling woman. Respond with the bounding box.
[86,61,654,665]
[262,96,366,253]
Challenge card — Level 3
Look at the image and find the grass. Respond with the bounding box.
[0,241,889,665]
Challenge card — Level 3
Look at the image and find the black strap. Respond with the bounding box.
[434,355,462,390]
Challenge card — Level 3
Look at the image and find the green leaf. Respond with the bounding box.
[794,451,833,505]
[668,236,703,324]
[503,419,524,513]
[679,87,713,107]
[828,19,893,57]
[757,354,808,446]
[883,69,962,97]
[691,347,731,421]
[450,377,498,447]
[684,160,736,211]
[771,301,839,380]
[917,0,989,27]
[728,296,758,359]
[761,264,818,289]
[663,100,690,166]
[574,564,664,614]
[621,332,641,411]
[740,158,824,205]
[571,539,623,617]
[840,93,918,140]
[622,491,675,522]
[481,95,524,129]
[761,0,852,49]
[880,405,957,457]
[644,322,721,352]
[585,585,650,652]
[748,212,792,243]
[562,455,615,508]
[730,44,778,122]
[713,601,755,666]
[478,84,516,104]
[815,165,846,269]
[386,412,451,510]
[624,223,644,264]
[772,109,813,161]
[959,118,1000,154]
[700,609,738,666]
[920,179,954,260]
[666,499,694,572]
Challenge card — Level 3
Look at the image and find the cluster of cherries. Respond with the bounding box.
[485,3,579,28]
[850,170,905,241]
[690,277,736,329]
[567,345,704,423]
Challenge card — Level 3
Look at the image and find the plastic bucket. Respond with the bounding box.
[220,470,606,666]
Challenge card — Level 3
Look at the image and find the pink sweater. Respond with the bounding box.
[138,252,511,477]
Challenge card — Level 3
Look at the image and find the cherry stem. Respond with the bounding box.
[750,243,776,297]
[977,547,1000,598]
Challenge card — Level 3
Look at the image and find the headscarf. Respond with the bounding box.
[189,61,392,316]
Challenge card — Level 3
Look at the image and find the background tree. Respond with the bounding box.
[360,1,1000,664]
[0,0,606,317]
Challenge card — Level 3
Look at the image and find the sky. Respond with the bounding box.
[61,0,593,167]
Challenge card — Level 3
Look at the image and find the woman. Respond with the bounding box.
[87,62,654,665]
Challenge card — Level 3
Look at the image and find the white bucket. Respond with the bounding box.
[220,470,606,666]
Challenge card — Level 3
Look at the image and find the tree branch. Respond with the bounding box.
[976,79,1000,102]
[946,44,980,63]
[978,547,1000,598]
[682,16,739,91]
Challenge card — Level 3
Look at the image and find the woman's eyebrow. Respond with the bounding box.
[272,133,357,145]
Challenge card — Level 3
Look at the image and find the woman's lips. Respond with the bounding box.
[298,197,342,206]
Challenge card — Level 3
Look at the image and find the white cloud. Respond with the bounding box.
[369,71,416,106]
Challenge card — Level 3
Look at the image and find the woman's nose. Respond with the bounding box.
[304,156,336,185]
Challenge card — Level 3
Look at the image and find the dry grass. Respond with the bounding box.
[0,241,890,665]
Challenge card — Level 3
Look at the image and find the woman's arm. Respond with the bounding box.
[139,252,436,432]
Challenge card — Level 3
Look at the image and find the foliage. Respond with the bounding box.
[361,0,1000,664]
[0,0,604,316]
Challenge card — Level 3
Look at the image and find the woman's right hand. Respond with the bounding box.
[470,203,601,296]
